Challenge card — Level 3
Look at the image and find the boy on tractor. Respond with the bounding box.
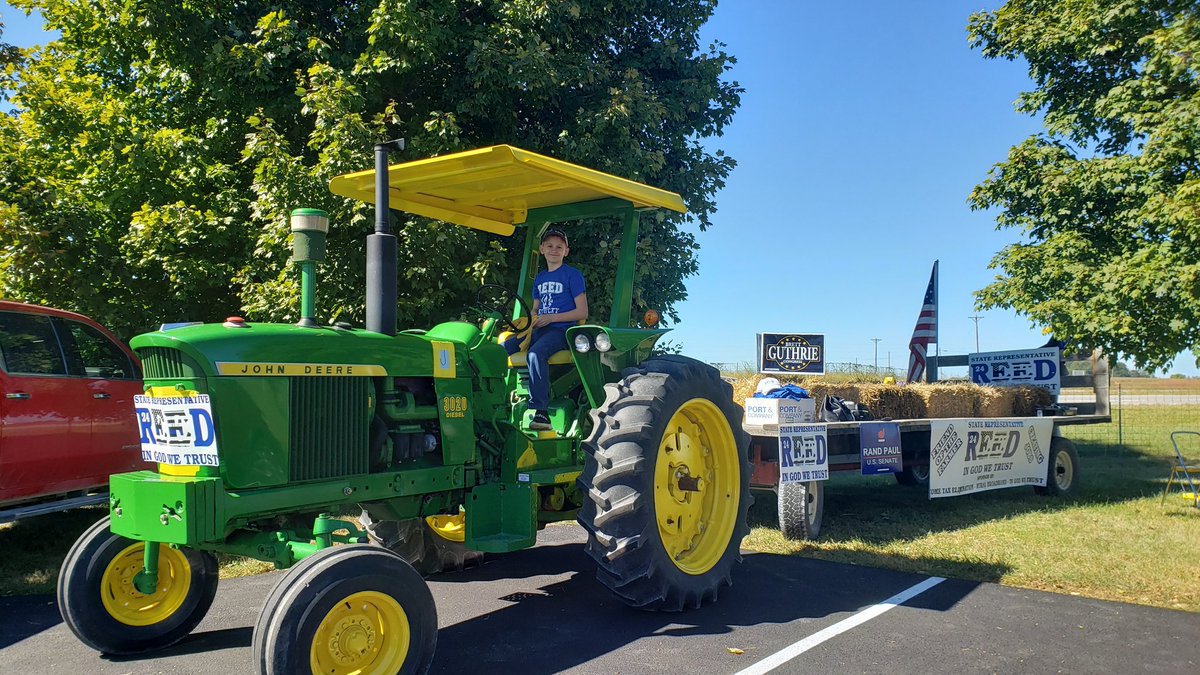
[502,227,588,430]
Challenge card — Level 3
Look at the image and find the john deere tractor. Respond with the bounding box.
[57,144,751,674]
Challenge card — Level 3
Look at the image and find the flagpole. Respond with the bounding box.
[934,259,939,360]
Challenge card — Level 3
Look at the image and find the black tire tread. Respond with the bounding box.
[577,355,751,611]
[778,480,823,540]
[253,544,436,675]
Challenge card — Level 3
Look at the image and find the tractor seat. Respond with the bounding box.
[498,317,576,368]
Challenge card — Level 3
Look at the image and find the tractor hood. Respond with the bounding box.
[131,321,459,380]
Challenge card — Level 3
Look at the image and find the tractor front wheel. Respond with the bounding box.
[57,516,219,654]
[577,355,751,610]
[252,544,436,675]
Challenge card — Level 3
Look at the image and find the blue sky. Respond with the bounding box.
[3,2,1196,376]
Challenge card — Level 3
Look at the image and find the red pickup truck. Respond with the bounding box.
[0,301,147,521]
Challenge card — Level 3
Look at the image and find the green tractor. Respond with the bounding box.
[57,144,751,674]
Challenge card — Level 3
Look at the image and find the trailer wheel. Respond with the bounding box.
[894,462,930,486]
[253,544,436,675]
[358,511,484,576]
[57,516,218,654]
[778,480,823,540]
[577,355,751,611]
[1034,436,1080,496]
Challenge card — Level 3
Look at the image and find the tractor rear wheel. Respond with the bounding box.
[577,355,751,611]
[253,544,436,675]
[57,516,218,654]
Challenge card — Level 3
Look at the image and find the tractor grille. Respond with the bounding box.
[289,377,370,481]
[139,348,201,379]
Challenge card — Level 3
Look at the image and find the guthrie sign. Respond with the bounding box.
[758,333,825,375]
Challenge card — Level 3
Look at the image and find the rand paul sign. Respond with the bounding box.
[758,332,825,375]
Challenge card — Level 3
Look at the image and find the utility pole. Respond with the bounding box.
[871,338,882,373]
[969,315,984,352]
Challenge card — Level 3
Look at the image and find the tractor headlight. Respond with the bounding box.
[573,334,591,353]
[593,332,612,352]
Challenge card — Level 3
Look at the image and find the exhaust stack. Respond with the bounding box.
[366,139,405,336]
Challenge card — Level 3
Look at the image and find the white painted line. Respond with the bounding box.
[733,576,946,675]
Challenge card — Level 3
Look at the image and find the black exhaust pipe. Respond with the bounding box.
[366,139,404,336]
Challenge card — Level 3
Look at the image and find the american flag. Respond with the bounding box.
[907,261,938,383]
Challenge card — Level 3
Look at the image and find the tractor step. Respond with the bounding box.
[465,483,536,551]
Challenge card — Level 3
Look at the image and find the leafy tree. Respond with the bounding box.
[0,0,739,339]
[968,1,1199,372]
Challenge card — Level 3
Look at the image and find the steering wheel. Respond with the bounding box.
[475,284,533,336]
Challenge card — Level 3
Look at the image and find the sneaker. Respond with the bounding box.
[529,410,552,430]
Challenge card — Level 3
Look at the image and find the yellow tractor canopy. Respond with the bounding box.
[328,145,687,236]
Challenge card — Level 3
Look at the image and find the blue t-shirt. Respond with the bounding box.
[534,264,586,333]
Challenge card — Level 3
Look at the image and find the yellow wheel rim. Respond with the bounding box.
[653,397,740,575]
[100,543,192,627]
[311,590,410,675]
[425,513,466,542]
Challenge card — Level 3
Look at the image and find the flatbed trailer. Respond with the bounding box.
[744,414,1108,539]
[742,354,1111,539]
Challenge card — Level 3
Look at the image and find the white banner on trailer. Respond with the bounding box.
[927,418,1053,498]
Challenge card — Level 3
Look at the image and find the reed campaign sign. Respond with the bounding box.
[927,418,1053,498]
[778,424,829,483]
[968,347,1061,395]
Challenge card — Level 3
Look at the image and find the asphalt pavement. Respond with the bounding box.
[1,523,1197,674]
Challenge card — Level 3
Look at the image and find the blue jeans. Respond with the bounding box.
[503,328,567,410]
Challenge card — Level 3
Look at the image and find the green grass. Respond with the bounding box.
[3,405,1197,613]
[0,509,274,596]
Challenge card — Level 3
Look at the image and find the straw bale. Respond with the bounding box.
[856,384,925,420]
[909,383,978,418]
[803,382,861,411]
[976,387,1016,417]
[1010,386,1054,417]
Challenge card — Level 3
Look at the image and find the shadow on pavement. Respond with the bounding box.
[0,595,61,649]
[428,540,978,674]
[103,627,254,662]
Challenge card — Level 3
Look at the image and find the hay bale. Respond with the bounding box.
[856,384,925,420]
[1011,386,1054,417]
[910,383,978,418]
[730,374,760,408]
[977,387,1016,417]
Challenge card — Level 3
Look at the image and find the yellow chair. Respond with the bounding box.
[1163,431,1200,509]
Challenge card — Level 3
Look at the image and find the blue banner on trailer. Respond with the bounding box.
[859,422,902,475]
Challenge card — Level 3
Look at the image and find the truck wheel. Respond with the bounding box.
[358,511,484,576]
[57,516,218,654]
[778,480,823,540]
[253,545,436,675]
[1034,436,1080,496]
[577,355,751,611]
